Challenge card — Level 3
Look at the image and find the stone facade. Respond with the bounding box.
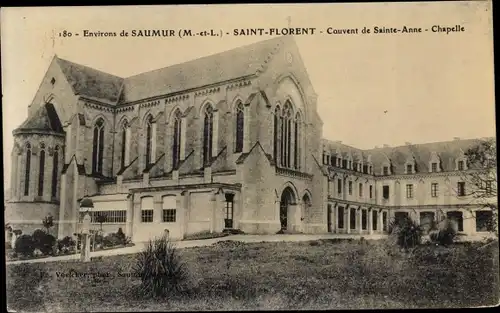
[5,36,496,242]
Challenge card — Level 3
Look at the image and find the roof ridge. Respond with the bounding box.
[124,36,286,80]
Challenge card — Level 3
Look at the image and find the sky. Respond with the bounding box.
[1,2,496,189]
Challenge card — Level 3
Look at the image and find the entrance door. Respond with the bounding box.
[280,187,296,231]
[224,194,234,229]
[327,204,332,232]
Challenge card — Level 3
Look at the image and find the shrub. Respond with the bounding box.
[32,229,56,255]
[117,227,127,244]
[7,263,50,311]
[388,216,424,250]
[14,234,36,257]
[57,236,76,254]
[133,235,188,298]
[429,218,458,246]
[102,233,122,247]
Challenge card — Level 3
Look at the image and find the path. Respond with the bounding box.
[6,233,387,265]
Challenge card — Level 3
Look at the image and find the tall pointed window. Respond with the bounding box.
[294,112,301,169]
[172,109,182,169]
[280,108,285,167]
[38,143,46,197]
[281,101,293,168]
[120,120,129,169]
[273,106,280,163]
[145,115,154,165]
[235,102,244,153]
[92,118,105,174]
[203,105,214,166]
[24,143,31,196]
[51,146,59,198]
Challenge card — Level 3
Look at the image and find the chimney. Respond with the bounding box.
[335,140,342,144]
[383,144,390,148]
[405,142,412,146]
[453,137,461,141]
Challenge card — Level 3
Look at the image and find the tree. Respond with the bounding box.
[460,138,497,235]
[42,213,54,235]
[95,212,107,231]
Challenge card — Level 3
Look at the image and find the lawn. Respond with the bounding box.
[6,238,500,311]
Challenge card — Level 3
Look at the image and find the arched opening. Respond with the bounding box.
[145,115,154,166]
[24,143,32,196]
[203,104,214,166]
[235,101,244,153]
[92,118,105,174]
[38,143,46,197]
[120,120,129,169]
[51,146,59,198]
[302,193,311,223]
[280,186,296,230]
[172,109,182,169]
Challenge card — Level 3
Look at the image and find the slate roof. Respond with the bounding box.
[15,103,64,134]
[56,57,124,104]
[55,36,288,105]
[322,138,492,175]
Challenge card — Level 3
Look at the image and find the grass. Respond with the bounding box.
[6,238,500,311]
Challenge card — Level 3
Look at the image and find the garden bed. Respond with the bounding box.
[6,243,136,262]
[182,231,230,241]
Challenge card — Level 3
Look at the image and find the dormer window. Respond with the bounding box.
[405,157,416,174]
[50,77,56,85]
[431,162,438,172]
[337,157,341,167]
[458,160,464,171]
[406,164,413,174]
[331,156,336,166]
[455,149,468,171]
[429,152,441,173]
[383,166,389,176]
[342,159,347,168]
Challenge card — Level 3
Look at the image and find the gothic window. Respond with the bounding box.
[38,143,46,197]
[235,102,244,153]
[281,101,293,168]
[172,109,182,169]
[145,115,153,166]
[294,112,301,169]
[203,104,214,166]
[92,118,105,174]
[24,143,31,196]
[120,120,129,169]
[51,146,59,198]
[273,106,280,163]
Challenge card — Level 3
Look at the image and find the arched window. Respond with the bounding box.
[280,108,285,167]
[273,106,280,163]
[203,105,214,166]
[38,143,46,197]
[24,143,31,196]
[51,146,59,198]
[281,101,293,168]
[120,120,129,169]
[92,118,105,174]
[294,112,301,170]
[145,115,153,165]
[235,102,244,153]
[172,110,182,169]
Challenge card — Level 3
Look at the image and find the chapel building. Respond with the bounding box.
[5,36,496,242]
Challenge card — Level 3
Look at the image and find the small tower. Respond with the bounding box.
[6,102,65,235]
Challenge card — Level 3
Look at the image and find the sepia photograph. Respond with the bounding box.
[2,2,498,311]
